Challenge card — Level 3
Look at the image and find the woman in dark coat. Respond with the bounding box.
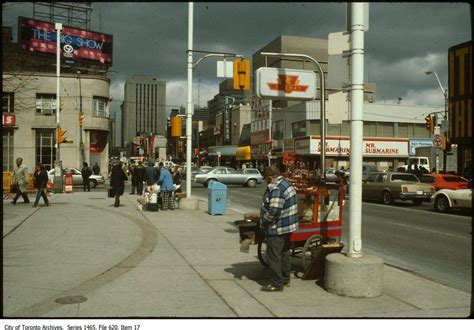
[32,163,49,207]
[110,162,128,207]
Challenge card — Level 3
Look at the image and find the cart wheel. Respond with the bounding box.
[301,235,326,271]
[257,239,269,268]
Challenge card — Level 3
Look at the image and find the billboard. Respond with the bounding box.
[18,17,113,65]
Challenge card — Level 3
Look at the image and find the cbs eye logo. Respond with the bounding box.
[63,44,74,57]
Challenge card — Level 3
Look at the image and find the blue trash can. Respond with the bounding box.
[208,181,227,215]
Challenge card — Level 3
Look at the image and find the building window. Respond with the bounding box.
[2,92,14,113]
[414,124,429,138]
[92,97,108,117]
[292,120,306,138]
[3,130,14,171]
[35,129,56,171]
[272,120,284,140]
[327,123,341,136]
[376,123,394,137]
[36,94,56,115]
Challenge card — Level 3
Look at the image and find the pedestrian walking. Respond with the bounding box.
[157,162,175,210]
[110,162,128,208]
[134,161,146,195]
[93,162,100,175]
[82,162,92,191]
[145,159,160,188]
[129,164,137,194]
[32,163,49,207]
[260,167,298,292]
[11,157,30,204]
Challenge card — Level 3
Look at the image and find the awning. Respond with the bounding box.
[208,145,237,156]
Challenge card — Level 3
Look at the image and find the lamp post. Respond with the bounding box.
[77,71,85,167]
[426,70,448,173]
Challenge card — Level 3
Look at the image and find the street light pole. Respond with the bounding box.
[186,2,194,198]
[77,71,84,167]
[426,70,448,172]
[54,22,63,193]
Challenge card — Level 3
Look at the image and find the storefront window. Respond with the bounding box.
[376,123,394,137]
[35,129,56,170]
[3,130,14,171]
[292,120,306,138]
[35,94,56,115]
[2,92,14,113]
[93,96,108,117]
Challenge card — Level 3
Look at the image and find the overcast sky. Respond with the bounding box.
[2,2,472,117]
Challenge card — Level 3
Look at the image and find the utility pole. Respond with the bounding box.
[348,3,365,258]
[268,100,272,166]
[78,71,84,167]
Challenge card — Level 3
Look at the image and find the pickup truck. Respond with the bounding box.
[194,166,264,187]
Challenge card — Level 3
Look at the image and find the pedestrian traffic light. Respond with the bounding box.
[233,59,251,91]
[171,116,182,137]
[57,129,67,144]
[78,114,84,127]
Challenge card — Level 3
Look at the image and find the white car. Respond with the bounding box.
[431,188,472,213]
[47,168,105,188]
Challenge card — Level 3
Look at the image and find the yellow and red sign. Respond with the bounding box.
[267,75,309,94]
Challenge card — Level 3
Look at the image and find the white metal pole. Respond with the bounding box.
[348,3,366,258]
[186,2,194,198]
[55,23,62,159]
[268,100,272,166]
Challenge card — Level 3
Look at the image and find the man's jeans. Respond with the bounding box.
[266,233,292,288]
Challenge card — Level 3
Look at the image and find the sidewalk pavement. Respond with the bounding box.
[2,188,472,318]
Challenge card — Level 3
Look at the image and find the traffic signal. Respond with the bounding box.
[441,136,451,151]
[78,114,84,127]
[57,129,67,144]
[233,59,251,91]
[170,116,182,137]
[425,115,434,134]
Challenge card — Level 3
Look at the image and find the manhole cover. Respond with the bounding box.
[224,229,238,233]
[55,295,87,304]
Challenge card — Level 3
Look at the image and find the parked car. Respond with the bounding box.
[431,188,472,213]
[362,172,435,205]
[200,166,213,172]
[242,168,262,175]
[419,174,469,191]
[362,164,378,179]
[47,168,105,188]
[194,166,264,187]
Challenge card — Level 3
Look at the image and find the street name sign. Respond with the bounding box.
[256,67,317,100]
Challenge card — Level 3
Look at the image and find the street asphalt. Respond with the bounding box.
[2,185,472,318]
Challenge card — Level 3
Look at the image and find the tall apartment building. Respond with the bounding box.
[207,79,252,125]
[121,75,166,146]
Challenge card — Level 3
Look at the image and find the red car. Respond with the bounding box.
[419,174,469,191]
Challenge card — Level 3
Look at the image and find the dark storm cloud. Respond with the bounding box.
[2,2,471,109]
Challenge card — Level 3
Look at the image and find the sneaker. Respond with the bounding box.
[32,204,37,208]
[261,284,283,292]
[283,280,291,287]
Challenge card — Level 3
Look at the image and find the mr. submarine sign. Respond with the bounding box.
[18,17,113,65]
[256,68,317,100]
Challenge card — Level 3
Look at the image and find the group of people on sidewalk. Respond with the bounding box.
[10,157,49,207]
[109,160,180,210]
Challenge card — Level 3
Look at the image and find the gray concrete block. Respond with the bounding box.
[178,197,199,210]
[324,253,384,298]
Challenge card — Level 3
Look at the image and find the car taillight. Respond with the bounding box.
[402,187,408,193]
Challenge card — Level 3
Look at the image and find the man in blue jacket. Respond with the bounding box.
[260,167,298,292]
[158,162,175,210]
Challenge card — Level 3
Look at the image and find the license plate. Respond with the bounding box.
[416,190,423,195]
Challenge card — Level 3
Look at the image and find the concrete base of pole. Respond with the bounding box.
[178,197,199,210]
[324,253,384,298]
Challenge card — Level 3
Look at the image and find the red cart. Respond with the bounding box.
[255,177,345,271]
